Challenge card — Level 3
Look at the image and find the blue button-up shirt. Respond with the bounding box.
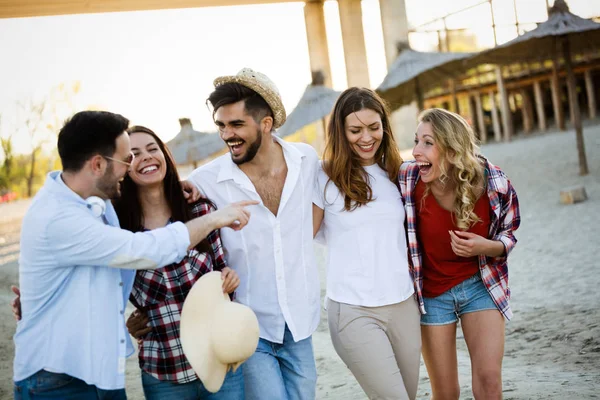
[13,171,190,390]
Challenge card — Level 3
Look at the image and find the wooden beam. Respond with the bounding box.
[338,0,370,87]
[423,65,600,106]
[457,95,465,116]
[496,66,513,142]
[304,1,332,88]
[489,91,502,142]
[533,80,547,131]
[520,88,534,134]
[584,69,597,119]
[467,95,476,132]
[562,37,588,176]
[415,77,425,111]
[0,0,288,18]
[449,79,459,113]
[473,92,487,143]
[551,60,566,130]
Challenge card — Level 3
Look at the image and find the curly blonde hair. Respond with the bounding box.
[418,108,485,230]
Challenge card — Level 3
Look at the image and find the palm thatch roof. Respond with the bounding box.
[376,48,473,111]
[166,118,224,165]
[277,84,341,138]
[468,0,600,65]
[467,0,598,176]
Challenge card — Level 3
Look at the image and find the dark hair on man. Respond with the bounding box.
[57,111,129,172]
[207,83,273,127]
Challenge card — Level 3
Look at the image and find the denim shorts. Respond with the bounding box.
[421,273,499,326]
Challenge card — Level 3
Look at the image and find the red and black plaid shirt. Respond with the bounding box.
[129,201,228,383]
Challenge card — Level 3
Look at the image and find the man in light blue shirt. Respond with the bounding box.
[13,111,254,399]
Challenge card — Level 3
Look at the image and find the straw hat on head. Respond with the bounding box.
[213,68,287,129]
[180,271,259,393]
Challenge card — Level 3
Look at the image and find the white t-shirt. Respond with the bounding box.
[313,162,414,307]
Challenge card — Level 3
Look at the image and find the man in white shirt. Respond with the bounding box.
[188,68,321,400]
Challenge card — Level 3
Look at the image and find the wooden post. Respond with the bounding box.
[415,77,424,111]
[562,37,588,176]
[509,92,517,113]
[489,0,498,46]
[551,59,565,130]
[584,69,597,119]
[466,94,476,135]
[489,91,502,142]
[338,0,370,87]
[443,18,450,51]
[512,0,520,36]
[495,66,513,142]
[379,0,409,68]
[449,79,459,113]
[314,117,326,156]
[474,92,487,143]
[533,80,547,131]
[457,95,464,116]
[520,88,534,134]
[304,1,333,88]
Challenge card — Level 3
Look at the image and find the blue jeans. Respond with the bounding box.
[421,273,499,325]
[13,370,126,400]
[141,368,244,400]
[242,325,317,400]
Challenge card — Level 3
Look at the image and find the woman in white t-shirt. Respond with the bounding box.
[313,87,421,400]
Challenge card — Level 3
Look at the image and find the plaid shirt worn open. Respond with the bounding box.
[129,201,228,383]
[399,157,520,320]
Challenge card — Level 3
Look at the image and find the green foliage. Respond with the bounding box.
[0,137,58,198]
[0,81,79,198]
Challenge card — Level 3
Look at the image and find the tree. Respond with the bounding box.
[0,137,14,190]
[19,98,48,197]
[17,82,80,197]
[0,114,12,191]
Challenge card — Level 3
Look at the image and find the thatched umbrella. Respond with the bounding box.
[376,46,473,111]
[167,118,225,167]
[277,71,341,139]
[468,0,600,175]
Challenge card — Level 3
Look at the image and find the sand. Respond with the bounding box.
[1,124,599,399]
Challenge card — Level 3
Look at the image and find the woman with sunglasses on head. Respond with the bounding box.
[113,125,244,400]
[313,87,421,400]
[401,108,520,400]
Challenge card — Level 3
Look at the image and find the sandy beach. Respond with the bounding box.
[1,124,599,400]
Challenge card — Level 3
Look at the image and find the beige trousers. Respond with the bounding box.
[327,297,422,400]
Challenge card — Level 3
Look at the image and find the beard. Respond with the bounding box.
[231,128,262,165]
[97,163,121,200]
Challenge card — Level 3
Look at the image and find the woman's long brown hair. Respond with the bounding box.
[113,125,215,255]
[323,87,402,211]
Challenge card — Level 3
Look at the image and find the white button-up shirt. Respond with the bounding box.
[188,136,320,343]
[14,171,190,390]
[313,163,414,307]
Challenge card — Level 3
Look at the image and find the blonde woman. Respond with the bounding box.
[399,108,520,400]
[313,87,421,400]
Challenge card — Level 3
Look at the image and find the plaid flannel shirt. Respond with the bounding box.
[399,157,520,320]
[129,201,228,383]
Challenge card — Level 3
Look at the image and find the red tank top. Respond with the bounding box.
[415,179,491,298]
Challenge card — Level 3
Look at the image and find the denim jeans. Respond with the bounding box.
[421,273,499,325]
[13,370,126,400]
[141,367,244,400]
[242,325,317,400]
